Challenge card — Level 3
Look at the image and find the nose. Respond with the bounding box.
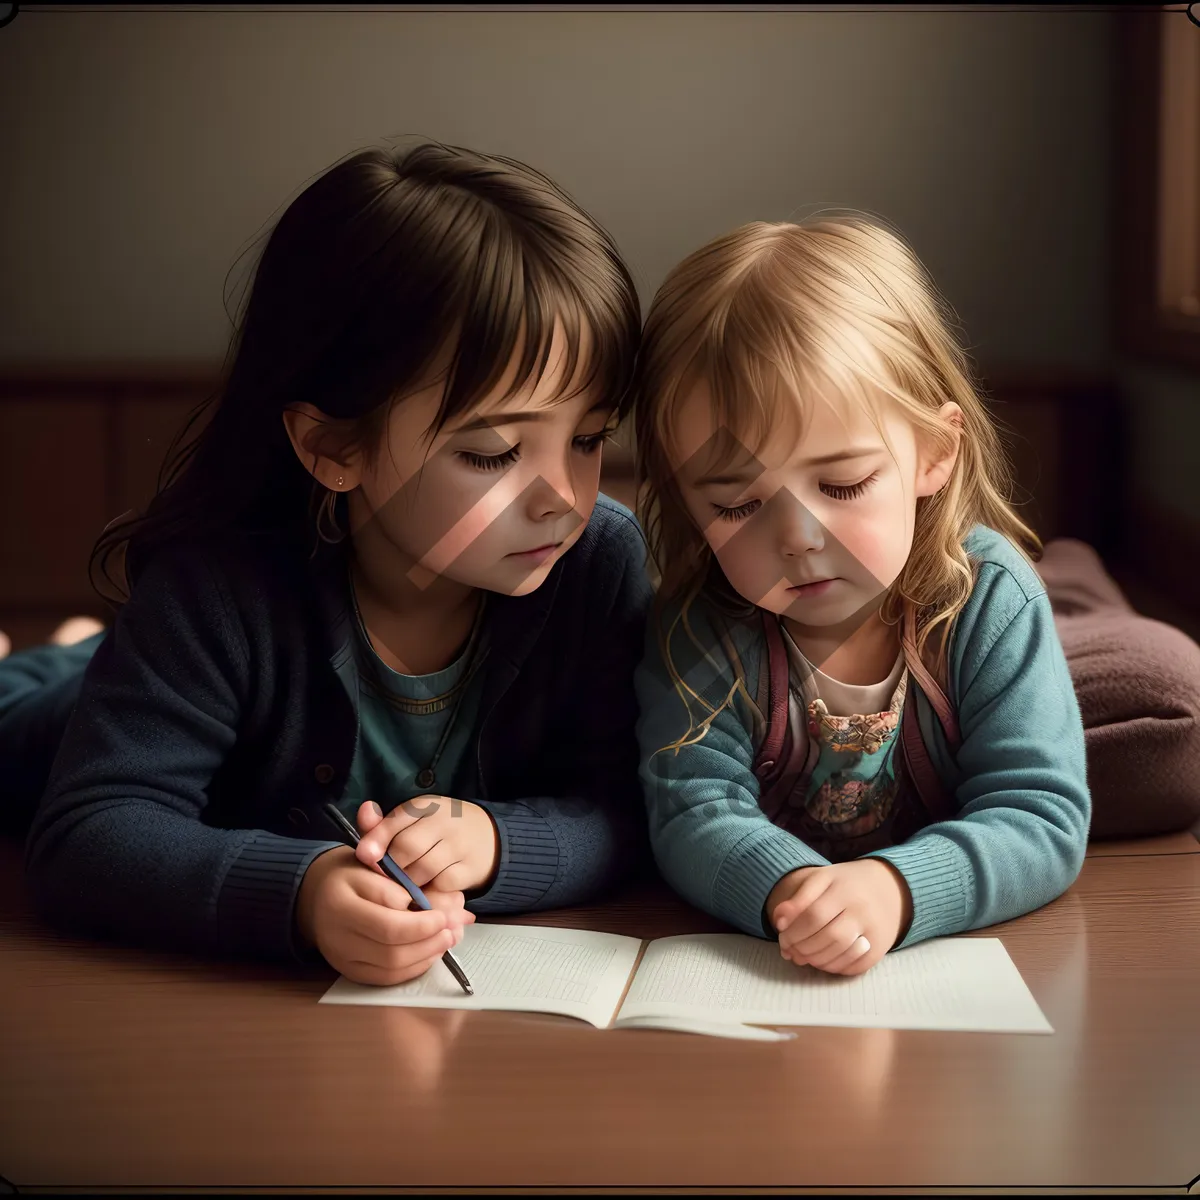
[776,489,824,557]
[525,448,577,521]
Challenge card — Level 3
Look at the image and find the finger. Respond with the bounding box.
[346,923,457,970]
[805,931,866,972]
[355,800,385,835]
[415,884,472,929]
[815,934,875,976]
[774,870,832,932]
[418,859,482,895]
[350,875,471,936]
[788,913,861,961]
[377,926,458,972]
[778,897,845,947]
[348,865,439,913]
[424,889,473,922]
[391,835,452,886]
[353,904,452,949]
[836,940,887,977]
[356,800,443,865]
[345,882,451,944]
[380,823,442,873]
[343,953,442,988]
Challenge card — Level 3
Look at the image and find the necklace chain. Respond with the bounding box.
[347,566,488,789]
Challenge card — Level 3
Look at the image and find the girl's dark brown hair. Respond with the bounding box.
[91,140,641,604]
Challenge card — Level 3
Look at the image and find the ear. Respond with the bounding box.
[281,403,364,491]
[914,402,963,499]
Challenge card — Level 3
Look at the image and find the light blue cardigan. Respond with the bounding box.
[634,525,1091,949]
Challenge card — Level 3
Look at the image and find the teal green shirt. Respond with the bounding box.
[341,616,489,819]
[634,525,1091,950]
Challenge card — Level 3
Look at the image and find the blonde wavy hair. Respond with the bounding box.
[633,215,1040,749]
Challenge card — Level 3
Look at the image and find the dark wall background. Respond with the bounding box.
[0,5,1196,644]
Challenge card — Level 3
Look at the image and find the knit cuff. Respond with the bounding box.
[866,837,971,948]
[217,832,343,964]
[466,800,560,913]
[713,826,831,939]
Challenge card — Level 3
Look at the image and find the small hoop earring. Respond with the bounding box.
[316,487,346,545]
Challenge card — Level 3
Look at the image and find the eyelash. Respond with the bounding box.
[713,499,760,523]
[457,431,612,472]
[821,471,879,501]
[711,472,880,521]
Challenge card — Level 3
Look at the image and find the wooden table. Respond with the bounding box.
[2,834,1198,1195]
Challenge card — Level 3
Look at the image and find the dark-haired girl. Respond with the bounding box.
[7,141,651,987]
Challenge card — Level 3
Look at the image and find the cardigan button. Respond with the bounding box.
[288,806,309,829]
[314,764,335,784]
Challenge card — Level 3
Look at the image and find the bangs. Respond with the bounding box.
[635,213,1019,639]
[654,292,890,478]
[428,214,637,436]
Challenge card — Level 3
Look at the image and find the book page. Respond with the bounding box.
[319,923,642,1029]
[616,934,1052,1034]
[615,1014,796,1041]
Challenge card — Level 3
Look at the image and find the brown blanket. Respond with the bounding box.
[1037,539,1200,839]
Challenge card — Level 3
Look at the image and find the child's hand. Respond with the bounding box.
[768,859,913,977]
[295,845,474,986]
[354,797,500,894]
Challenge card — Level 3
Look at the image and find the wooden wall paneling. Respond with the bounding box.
[1058,381,1128,560]
[0,370,1140,652]
[115,392,212,519]
[983,376,1126,557]
[0,397,110,608]
[1114,8,1200,370]
[989,393,1063,544]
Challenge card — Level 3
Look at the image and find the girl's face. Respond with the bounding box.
[340,324,613,597]
[668,380,959,629]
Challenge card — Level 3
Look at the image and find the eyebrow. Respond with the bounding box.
[452,400,612,434]
[693,445,880,486]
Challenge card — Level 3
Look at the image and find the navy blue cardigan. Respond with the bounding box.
[23,495,653,964]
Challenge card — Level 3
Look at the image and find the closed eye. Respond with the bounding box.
[820,471,879,500]
[712,498,761,523]
[457,428,614,472]
[458,446,520,472]
[573,430,612,455]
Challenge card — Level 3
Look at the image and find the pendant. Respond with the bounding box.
[414,767,436,790]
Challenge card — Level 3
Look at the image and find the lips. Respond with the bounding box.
[787,577,838,596]
[508,542,562,558]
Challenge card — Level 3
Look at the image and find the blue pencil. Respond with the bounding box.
[321,801,474,996]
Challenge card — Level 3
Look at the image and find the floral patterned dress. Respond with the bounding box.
[755,642,936,862]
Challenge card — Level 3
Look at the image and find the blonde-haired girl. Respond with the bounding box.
[633,216,1090,977]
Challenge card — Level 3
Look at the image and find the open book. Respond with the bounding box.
[319,923,1053,1039]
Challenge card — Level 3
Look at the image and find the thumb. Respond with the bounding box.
[776,868,828,931]
[775,899,799,933]
[356,800,385,835]
[774,890,813,933]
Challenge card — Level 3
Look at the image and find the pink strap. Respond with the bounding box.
[900,599,960,749]
[752,611,790,777]
[754,603,960,823]
[900,689,956,822]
